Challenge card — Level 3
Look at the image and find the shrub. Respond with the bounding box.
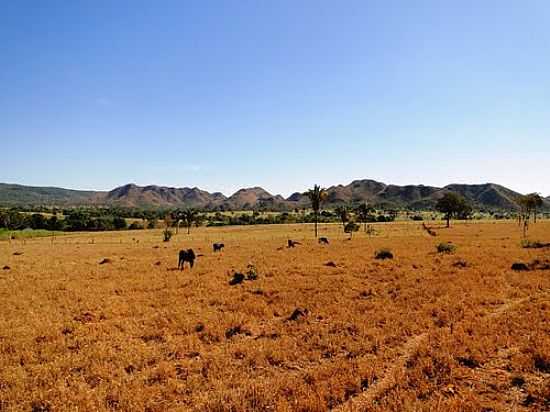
[344,222,360,238]
[410,215,423,221]
[113,216,128,230]
[246,264,258,280]
[128,222,143,230]
[163,228,173,242]
[437,242,456,253]
[375,248,393,260]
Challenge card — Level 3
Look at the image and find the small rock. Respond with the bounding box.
[225,325,251,339]
[13,251,23,256]
[456,356,480,368]
[99,258,112,265]
[2,265,10,270]
[325,261,337,267]
[229,272,245,285]
[374,249,393,260]
[511,375,525,387]
[74,312,95,324]
[288,308,308,321]
[453,259,468,268]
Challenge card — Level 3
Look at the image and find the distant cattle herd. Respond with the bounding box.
[178,237,329,270]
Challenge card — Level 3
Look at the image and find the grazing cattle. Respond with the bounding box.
[178,249,196,270]
[288,239,301,248]
[318,237,329,245]
[213,243,225,252]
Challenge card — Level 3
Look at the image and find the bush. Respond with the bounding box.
[113,216,128,230]
[410,215,423,221]
[163,228,173,242]
[128,222,144,230]
[437,242,456,253]
[246,264,258,280]
[344,222,360,238]
[375,248,393,260]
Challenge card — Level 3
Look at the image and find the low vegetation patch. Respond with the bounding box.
[533,353,550,373]
[162,228,173,242]
[437,242,456,253]
[225,325,252,339]
[245,264,258,280]
[229,265,259,285]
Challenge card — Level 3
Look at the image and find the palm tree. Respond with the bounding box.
[306,185,327,238]
[181,209,200,234]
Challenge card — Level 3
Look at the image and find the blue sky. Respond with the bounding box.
[2,1,549,196]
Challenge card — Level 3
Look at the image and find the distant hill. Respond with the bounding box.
[224,187,287,211]
[106,184,226,208]
[0,183,103,206]
[0,180,546,211]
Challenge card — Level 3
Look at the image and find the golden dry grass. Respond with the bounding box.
[0,221,549,411]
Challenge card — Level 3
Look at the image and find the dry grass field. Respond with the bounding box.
[0,221,549,411]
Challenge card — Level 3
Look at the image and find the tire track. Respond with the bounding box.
[331,293,545,412]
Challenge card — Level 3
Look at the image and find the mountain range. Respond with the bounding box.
[0,181,548,211]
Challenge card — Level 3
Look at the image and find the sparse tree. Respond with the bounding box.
[355,203,375,232]
[181,209,201,234]
[435,192,470,228]
[306,185,327,238]
[517,193,544,236]
[334,205,350,231]
[526,193,543,223]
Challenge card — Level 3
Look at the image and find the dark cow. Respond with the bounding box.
[178,249,196,270]
[213,243,225,252]
[318,237,329,245]
[287,239,301,248]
